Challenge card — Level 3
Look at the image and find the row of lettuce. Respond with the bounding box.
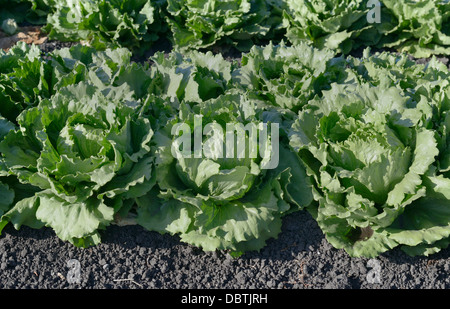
[1,0,450,58]
[0,41,449,258]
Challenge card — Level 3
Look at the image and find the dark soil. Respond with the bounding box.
[38,40,77,54]
[0,209,448,290]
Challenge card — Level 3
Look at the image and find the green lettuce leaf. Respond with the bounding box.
[387,169,450,256]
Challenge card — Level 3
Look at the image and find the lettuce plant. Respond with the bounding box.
[165,0,286,52]
[282,0,375,54]
[136,89,313,255]
[135,51,313,255]
[45,0,168,54]
[385,59,450,256]
[0,83,156,247]
[148,49,236,103]
[283,0,450,58]
[289,82,440,257]
[287,48,450,257]
[0,42,148,124]
[377,0,450,58]
[2,19,19,35]
[232,42,345,113]
[0,42,44,123]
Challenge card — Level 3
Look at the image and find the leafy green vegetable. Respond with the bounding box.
[165,0,286,52]
[149,49,236,103]
[282,0,375,54]
[376,0,450,58]
[0,83,156,247]
[232,41,344,113]
[0,42,147,124]
[386,57,450,256]
[283,0,450,58]
[289,82,439,257]
[44,0,168,55]
[136,89,313,255]
[0,42,44,123]
[286,47,450,257]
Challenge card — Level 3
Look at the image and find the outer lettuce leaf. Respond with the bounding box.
[0,104,41,221]
[48,43,153,98]
[27,1,57,24]
[0,181,14,217]
[387,170,450,256]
